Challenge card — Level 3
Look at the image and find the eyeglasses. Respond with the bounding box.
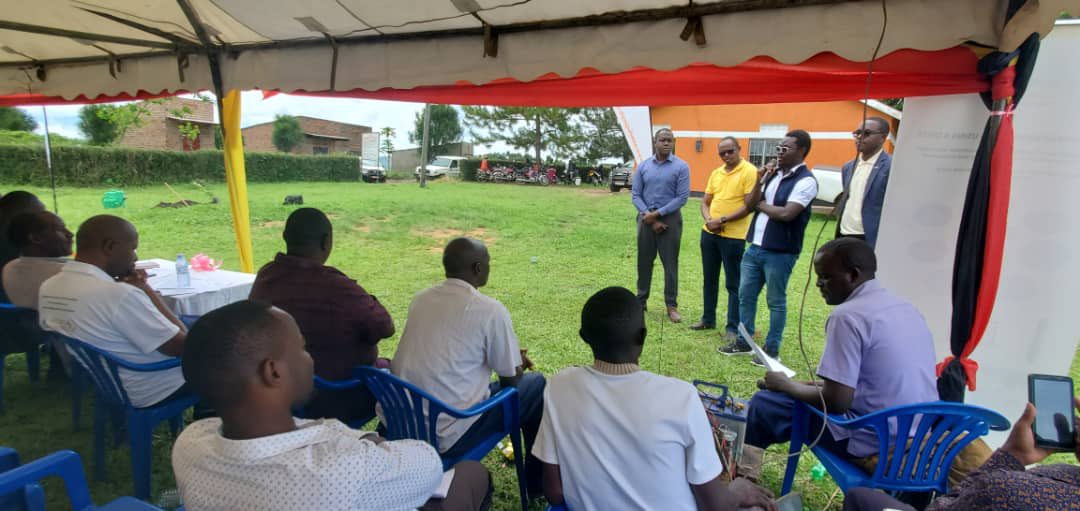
[774,145,792,154]
[852,130,885,138]
[719,149,737,156]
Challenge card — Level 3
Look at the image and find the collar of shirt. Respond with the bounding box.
[271,252,324,270]
[63,260,114,282]
[723,159,752,174]
[843,278,882,303]
[211,418,366,461]
[591,360,641,375]
[858,149,884,166]
[778,162,808,177]
[442,277,476,291]
[650,154,674,165]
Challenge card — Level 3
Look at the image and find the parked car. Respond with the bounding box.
[414,155,467,180]
[609,163,634,192]
[812,165,843,206]
[361,159,387,182]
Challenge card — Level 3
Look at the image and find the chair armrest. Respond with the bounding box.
[0,450,94,510]
[0,447,18,472]
[797,400,857,426]
[440,387,518,420]
[314,375,365,391]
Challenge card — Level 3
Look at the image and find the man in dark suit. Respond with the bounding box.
[835,117,892,248]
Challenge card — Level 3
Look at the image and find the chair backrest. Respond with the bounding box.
[58,335,180,409]
[0,450,96,511]
[355,367,451,450]
[0,304,43,354]
[846,401,1010,492]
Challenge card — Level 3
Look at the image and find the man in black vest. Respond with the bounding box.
[719,130,817,366]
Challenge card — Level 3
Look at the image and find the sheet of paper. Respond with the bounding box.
[431,468,455,499]
[738,324,796,378]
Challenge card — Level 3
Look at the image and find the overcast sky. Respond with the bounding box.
[18,91,510,154]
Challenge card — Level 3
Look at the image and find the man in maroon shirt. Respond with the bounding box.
[250,207,394,424]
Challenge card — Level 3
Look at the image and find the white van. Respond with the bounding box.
[415,155,468,179]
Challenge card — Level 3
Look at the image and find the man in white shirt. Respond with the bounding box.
[173,300,492,511]
[38,215,189,408]
[836,117,893,248]
[533,287,776,511]
[721,130,818,366]
[392,237,545,497]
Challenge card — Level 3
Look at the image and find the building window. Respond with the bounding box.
[312,146,329,155]
[748,138,782,168]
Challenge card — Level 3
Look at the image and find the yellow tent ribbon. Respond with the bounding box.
[220,90,254,273]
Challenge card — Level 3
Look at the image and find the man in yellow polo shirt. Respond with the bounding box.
[692,137,757,345]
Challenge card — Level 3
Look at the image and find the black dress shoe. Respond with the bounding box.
[689,321,715,331]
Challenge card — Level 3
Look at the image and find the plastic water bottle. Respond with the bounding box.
[175,253,190,288]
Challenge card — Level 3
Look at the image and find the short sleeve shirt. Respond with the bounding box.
[390,279,521,451]
[703,160,758,239]
[172,418,444,511]
[38,260,182,407]
[816,279,939,457]
[2,257,68,309]
[532,367,723,510]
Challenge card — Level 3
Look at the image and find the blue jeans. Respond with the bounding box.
[700,230,745,332]
[443,372,546,495]
[737,244,798,354]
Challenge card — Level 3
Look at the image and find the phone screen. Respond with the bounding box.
[1032,376,1076,448]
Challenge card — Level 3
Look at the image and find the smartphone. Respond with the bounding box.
[1028,374,1076,450]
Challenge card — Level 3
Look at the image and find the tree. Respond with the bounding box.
[272,115,304,152]
[379,127,396,167]
[580,108,633,162]
[78,105,119,145]
[462,107,583,163]
[409,105,462,156]
[0,107,37,132]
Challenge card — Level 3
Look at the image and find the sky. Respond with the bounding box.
[17,91,511,154]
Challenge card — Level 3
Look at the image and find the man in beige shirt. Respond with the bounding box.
[2,211,73,309]
[836,117,893,248]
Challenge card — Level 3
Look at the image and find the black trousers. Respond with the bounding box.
[636,210,683,308]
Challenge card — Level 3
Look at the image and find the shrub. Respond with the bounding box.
[0,144,358,186]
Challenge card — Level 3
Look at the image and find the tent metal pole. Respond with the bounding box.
[40,106,58,213]
[419,103,431,189]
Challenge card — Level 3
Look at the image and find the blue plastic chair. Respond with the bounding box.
[781,400,1011,496]
[293,374,377,429]
[355,366,529,511]
[60,336,199,501]
[69,316,199,432]
[0,449,165,510]
[0,303,43,414]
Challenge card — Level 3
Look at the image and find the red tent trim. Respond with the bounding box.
[0,47,985,108]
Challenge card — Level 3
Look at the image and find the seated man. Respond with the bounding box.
[392,237,545,495]
[746,238,938,460]
[845,398,1080,511]
[1,211,75,377]
[533,287,776,511]
[173,300,492,511]
[38,215,188,408]
[250,207,394,423]
[0,191,46,301]
[3,211,74,309]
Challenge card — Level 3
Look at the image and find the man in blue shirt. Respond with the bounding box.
[631,128,691,322]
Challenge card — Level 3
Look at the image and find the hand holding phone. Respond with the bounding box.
[1027,374,1077,451]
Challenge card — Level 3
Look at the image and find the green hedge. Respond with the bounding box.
[0,144,360,186]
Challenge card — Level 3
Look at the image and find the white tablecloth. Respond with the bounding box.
[143,258,255,316]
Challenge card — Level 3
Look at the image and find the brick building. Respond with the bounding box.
[118,97,217,151]
[242,116,371,155]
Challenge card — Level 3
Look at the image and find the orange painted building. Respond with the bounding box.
[650,101,900,193]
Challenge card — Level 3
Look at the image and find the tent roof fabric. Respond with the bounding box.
[0,0,1070,101]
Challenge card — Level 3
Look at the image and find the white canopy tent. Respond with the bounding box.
[0,0,1071,99]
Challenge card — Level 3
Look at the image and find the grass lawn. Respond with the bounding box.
[1,180,1077,510]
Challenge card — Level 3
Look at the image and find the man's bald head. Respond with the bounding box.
[443,237,490,288]
[76,215,139,277]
